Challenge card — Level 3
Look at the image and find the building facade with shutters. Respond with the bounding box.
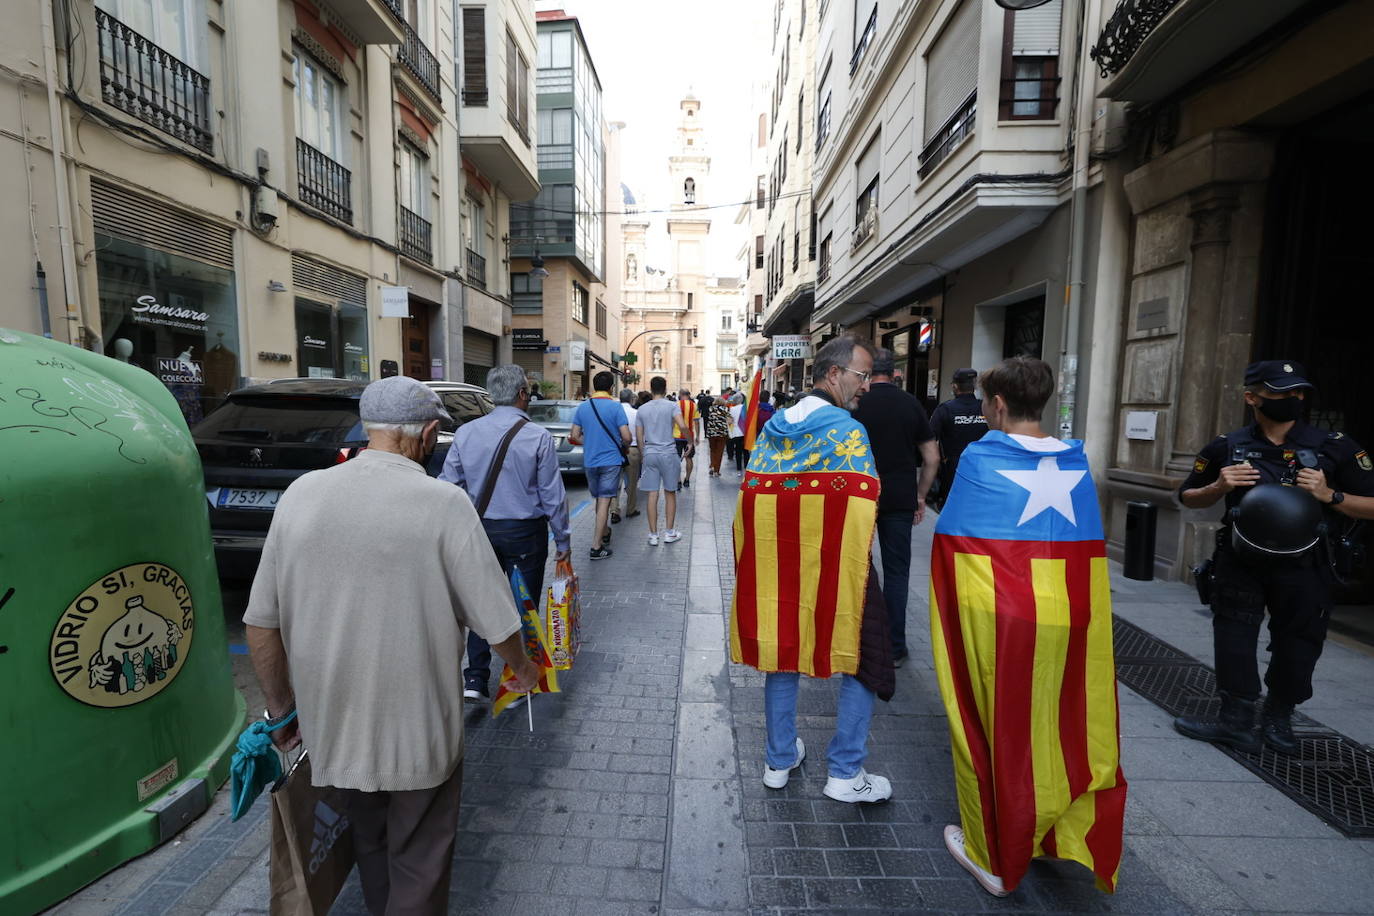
[0,0,542,424]
[811,0,1121,428]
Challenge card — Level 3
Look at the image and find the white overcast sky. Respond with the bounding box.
[535,0,767,276]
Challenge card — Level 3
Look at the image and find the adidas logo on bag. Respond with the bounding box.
[308,801,349,875]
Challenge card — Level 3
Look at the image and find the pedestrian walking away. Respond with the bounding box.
[570,371,631,560]
[612,388,642,522]
[243,375,539,914]
[854,348,939,668]
[728,393,748,473]
[730,335,895,805]
[637,376,692,545]
[705,395,730,477]
[675,388,699,487]
[440,365,573,702]
[929,357,1126,898]
[1174,360,1374,755]
[929,368,988,511]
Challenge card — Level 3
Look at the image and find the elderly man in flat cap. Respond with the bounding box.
[245,375,539,914]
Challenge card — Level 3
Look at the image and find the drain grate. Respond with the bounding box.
[1114,616,1374,838]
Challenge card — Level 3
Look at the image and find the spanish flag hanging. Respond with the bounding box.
[731,400,879,677]
[741,369,764,452]
[930,431,1126,893]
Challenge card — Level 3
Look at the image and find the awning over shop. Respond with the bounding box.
[761,283,815,338]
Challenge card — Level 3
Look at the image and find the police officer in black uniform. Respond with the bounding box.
[929,368,988,511]
[1175,361,1374,755]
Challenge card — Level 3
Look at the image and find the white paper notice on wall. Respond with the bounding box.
[1125,410,1158,441]
[381,285,410,318]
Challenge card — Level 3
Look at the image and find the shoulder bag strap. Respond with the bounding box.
[590,399,628,462]
[474,418,529,517]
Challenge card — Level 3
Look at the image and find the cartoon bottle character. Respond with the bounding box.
[88,595,182,694]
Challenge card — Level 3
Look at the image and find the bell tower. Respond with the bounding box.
[667,92,711,211]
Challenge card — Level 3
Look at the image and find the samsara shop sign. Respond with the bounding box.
[131,294,209,329]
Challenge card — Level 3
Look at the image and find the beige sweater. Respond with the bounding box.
[244,449,520,791]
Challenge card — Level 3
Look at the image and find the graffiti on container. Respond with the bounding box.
[0,383,148,464]
[0,586,11,655]
[49,563,195,708]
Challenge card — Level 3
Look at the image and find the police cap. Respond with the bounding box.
[953,368,978,383]
[1244,360,1313,392]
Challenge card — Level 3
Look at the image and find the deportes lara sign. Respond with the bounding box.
[772,335,812,360]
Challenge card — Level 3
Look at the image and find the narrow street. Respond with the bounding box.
[50,464,1374,915]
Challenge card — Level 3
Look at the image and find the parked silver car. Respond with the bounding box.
[527,399,585,475]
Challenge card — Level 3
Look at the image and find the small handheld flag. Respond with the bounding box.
[492,568,560,719]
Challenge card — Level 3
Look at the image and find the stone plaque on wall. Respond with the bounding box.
[1123,339,1174,404]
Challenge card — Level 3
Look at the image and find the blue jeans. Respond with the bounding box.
[465,517,548,689]
[875,511,913,658]
[764,672,876,778]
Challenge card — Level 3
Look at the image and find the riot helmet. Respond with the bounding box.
[1230,483,1324,560]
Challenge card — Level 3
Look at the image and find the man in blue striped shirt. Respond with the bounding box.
[440,365,571,701]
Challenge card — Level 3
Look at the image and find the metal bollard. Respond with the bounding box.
[1123,500,1157,581]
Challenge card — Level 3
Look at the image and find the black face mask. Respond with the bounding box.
[1256,396,1304,423]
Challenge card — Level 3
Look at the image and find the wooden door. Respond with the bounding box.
[402,302,432,380]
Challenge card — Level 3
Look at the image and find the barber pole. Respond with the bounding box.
[918,320,934,351]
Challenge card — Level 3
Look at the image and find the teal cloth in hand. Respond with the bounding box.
[229,710,296,821]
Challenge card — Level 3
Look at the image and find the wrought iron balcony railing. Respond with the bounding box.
[918,91,976,178]
[465,248,486,289]
[399,206,433,264]
[1091,0,1184,77]
[849,5,878,75]
[296,139,352,224]
[397,17,441,102]
[95,8,212,153]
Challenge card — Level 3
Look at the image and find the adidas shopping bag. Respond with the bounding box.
[269,751,355,915]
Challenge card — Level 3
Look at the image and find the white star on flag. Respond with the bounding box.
[996,456,1087,527]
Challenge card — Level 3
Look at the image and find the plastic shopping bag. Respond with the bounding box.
[546,558,581,670]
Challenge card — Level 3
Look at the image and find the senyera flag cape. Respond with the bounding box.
[741,369,764,452]
[930,431,1126,893]
[731,400,878,676]
[492,567,560,717]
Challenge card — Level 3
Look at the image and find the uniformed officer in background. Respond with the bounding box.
[1174,361,1374,755]
[929,368,988,511]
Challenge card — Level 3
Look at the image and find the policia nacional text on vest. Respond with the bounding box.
[1174,360,1374,756]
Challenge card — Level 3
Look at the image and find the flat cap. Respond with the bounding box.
[953,368,978,382]
[1244,360,1312,392]
[359,376,453,424]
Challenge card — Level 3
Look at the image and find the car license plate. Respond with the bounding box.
[215,487,281,510]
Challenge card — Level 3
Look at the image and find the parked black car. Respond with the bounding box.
[193,378,492,580]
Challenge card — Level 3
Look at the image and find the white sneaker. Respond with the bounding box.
[944,824,1009,897]
[663,529,682,543]
[462,687,483,701]
[648,533,659,546]
[822,768,892,803]
[763,738,806,789]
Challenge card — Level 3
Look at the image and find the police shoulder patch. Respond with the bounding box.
[1193,456,1209,474]
[1329,431,1345,440]
[1358,450,1372,472]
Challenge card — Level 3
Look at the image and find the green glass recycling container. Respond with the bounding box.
[0,328,244,913]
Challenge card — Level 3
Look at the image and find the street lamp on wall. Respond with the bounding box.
[993,0,1054,8]
[503,234,550,279]
[529,253,550,280]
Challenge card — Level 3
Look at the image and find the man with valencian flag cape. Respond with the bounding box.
[731,337,896,804]
[930,357,1126,898]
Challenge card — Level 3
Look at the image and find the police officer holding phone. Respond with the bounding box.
[1174,361,1374,755]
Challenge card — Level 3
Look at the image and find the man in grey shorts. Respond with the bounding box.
[636,375,693,546]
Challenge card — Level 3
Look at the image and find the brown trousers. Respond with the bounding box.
[342,761,464,916]
[708,436,726,472]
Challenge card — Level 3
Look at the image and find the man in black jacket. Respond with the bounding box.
[853,349,939,666]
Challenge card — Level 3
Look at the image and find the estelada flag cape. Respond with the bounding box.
[730,401,879,677]
[492,567,560,717]
[930,431,1126,892]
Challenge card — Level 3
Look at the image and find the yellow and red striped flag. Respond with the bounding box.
[492,568,560,718]
[741,369,764,452]
[730,401,879,677]
[930,431,1126,893]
